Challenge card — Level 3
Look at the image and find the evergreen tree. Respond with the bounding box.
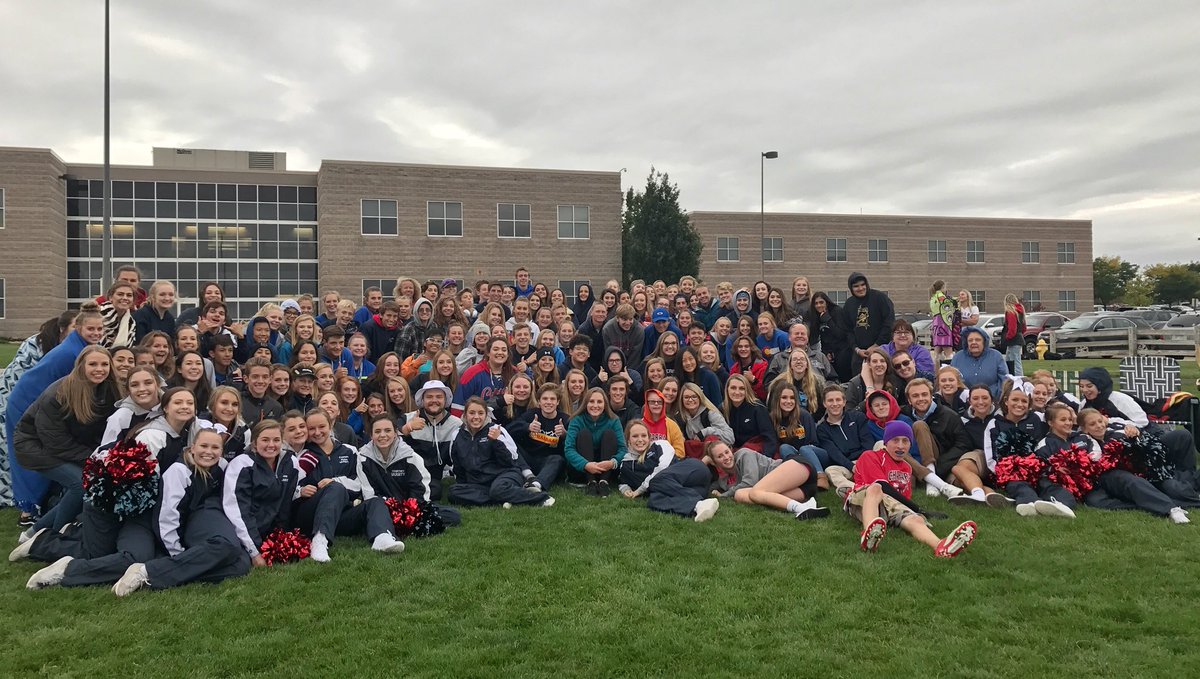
[621,168,701,288]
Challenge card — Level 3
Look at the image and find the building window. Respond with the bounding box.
[717,237,739,262]
[497,203,531,238]
[558,280,590,306]
[1058,290,1076,312]
[428,201,463,237]
[762,237,783,262]
[1023,290,1041,311]
[361,199,398,236]
[826,238,847,262]
[829,290,848,306]
[868,239,888,263]
[361,279,390,297]
[1022,241,1040,264]
[0,278,5,318]
[966,240,985,264]
[1057,242,1075,264]
[969,290,987,312]
[927,240,946,263]
[0,187,5,228]
[557,205,590,239]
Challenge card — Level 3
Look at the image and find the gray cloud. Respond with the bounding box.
[2,0,1197,263]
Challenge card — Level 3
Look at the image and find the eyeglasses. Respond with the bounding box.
[646,399,663,406]
[894,330,912,336]
[893,360,912,368]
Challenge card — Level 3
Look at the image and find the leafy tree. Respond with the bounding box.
[1143,263,1200,304]
[621,167,701,288]
[1121,276,1155,307]
[1092,256,1139,306]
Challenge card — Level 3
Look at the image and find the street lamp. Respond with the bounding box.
[101,0,113,287]
[760,150,778,279]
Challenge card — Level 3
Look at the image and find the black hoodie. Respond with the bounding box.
[841,272,895,351]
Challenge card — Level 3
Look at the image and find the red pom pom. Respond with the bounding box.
[384,497,423,536]
[1046,444,1104,500]
[259,528,311,565]
[993,454,1045,486]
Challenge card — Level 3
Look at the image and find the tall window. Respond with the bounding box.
[717,237,739,262]
[829,290,848,306]
[825,238,846,262]
[868,239,888,263]
[0,278,5,318]
[969,290,987,312]
[0,187,6,228]
[762,237,783,262]
[966,240,985,263]
[1057,242,1076,264]
[558,280,590,305]
[928,240,946,263]
[1021,241,1040,264]
[361,199,398,236]
[497,203,531,238]
[1023,290,1041,310]
[1058,290,1076,312]
[428,201,463,237]
[557,205,590,239]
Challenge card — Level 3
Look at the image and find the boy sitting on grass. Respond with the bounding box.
[829,420,978,558]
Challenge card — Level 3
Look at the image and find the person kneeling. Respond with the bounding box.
[836,421,977,558]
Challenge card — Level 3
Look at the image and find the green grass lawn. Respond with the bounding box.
[0,346,1198,677]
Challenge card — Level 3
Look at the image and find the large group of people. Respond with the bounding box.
[2,265,1198,594]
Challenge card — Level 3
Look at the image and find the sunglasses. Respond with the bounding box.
[893,360,912,368]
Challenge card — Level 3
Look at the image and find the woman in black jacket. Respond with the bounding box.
[721,373,777,459]
[811,292,850,381]
[14,346,120,538]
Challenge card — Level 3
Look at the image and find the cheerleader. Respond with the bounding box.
[108,428,252,595]
[222,419,304,567]
[447,397,554,507]
[357,416,462,528]
[101,367,162,446]
[134,387,198,469]
[619,420,719,522]
[706,440,828,520]
[295,409,406,562]
[985,387,1071,518]
[1078,408,1189,524]
[202,386,249,459]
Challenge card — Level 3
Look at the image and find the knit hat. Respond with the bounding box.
[535,347,555,360]
[882,420,913,444]
[280,299,301,313]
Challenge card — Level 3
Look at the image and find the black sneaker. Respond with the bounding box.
[17,513,36,529]
[597,480,611,497]
[795,506,830,521]
[585,481,599,496]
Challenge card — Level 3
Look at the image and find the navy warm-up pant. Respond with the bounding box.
[448,470,548,506]
[293,483,394,543]
[1005,477,1077,508]
[60,504,160,587]
[646,458,710,518]
[1085,470,1177,516]
[144,506,251,589]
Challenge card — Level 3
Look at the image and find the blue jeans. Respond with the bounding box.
[814,446,858,470]
[31,462,84,533]
[1005,345,1023,376]
[780,444,827,473]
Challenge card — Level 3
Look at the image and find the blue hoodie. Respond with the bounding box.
[950,327,1009,397]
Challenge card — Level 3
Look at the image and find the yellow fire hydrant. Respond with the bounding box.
[1036,338,1048,360]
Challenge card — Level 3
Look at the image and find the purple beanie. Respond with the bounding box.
[882,420,913,444]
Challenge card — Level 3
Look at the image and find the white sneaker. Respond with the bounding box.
[112,563,149,596]
[925,484,940,497]
[940,484,964,499]
[693,498,719,523]
[502,502,513,509]
[27,556,73,590]
[540,496,555,508]
[9,528,46,562]
[371,533,406,554]
[1169,507,1190,524]
[1033,499,1076,519]
[309,533,331,562]
[1015,503,1038,517]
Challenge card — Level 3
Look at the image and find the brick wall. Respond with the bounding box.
[0,148,67,337]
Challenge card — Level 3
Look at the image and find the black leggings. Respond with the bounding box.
[569,429,617,483]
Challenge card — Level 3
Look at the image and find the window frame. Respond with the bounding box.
[556,204,590,240]
[826,238,847,263]
[716,236,740,263]
[966,240,986,264]
[1022,290,1041,310]
[558,280,590,306]
[496,202,532,239]
[868,238,888,263]
[0,187,5,228]
[0,277,5,319]
[427,200,464,238]
[761,237,783,262]
[969,290,987,313]
[927,239,947,263]
[1021,241,1040,264]
[360,198,398,237]
[1057,242,1076,264]
[1058,289,1076,312]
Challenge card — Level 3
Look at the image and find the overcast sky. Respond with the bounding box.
[2,1,1197,264]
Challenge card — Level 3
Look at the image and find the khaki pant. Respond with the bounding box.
[827,465,925,528]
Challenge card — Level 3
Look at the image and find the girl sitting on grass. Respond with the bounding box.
[620,420,719,522]
[1078,408,1190,524]
[706,440,828,520]
[447,397,554,508]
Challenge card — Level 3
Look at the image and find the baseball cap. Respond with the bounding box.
[652,308,670,323]
[293,366,316,380]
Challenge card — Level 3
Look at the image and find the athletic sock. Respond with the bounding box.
[786,498,816,516]
[971,488,986,501]
[925,474,947,491]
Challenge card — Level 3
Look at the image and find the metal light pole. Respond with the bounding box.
[101,0,113,287]
[760,150,778,279]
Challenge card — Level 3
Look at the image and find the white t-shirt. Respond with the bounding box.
[960,305,980,323]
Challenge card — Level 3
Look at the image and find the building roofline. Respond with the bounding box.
[318,158,621,177]
[688,210,1091,225]
[64,161,316,177]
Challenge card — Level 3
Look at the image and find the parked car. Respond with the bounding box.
[1121,309,1177,324]
[1039,315,1150,358]
[1164,313,1200,328]
[1020,312,1071,357]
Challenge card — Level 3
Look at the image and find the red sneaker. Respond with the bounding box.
[934,521,978,558]
[859,517,887,552]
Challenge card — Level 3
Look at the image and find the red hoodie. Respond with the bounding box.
[641,389,685,458]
